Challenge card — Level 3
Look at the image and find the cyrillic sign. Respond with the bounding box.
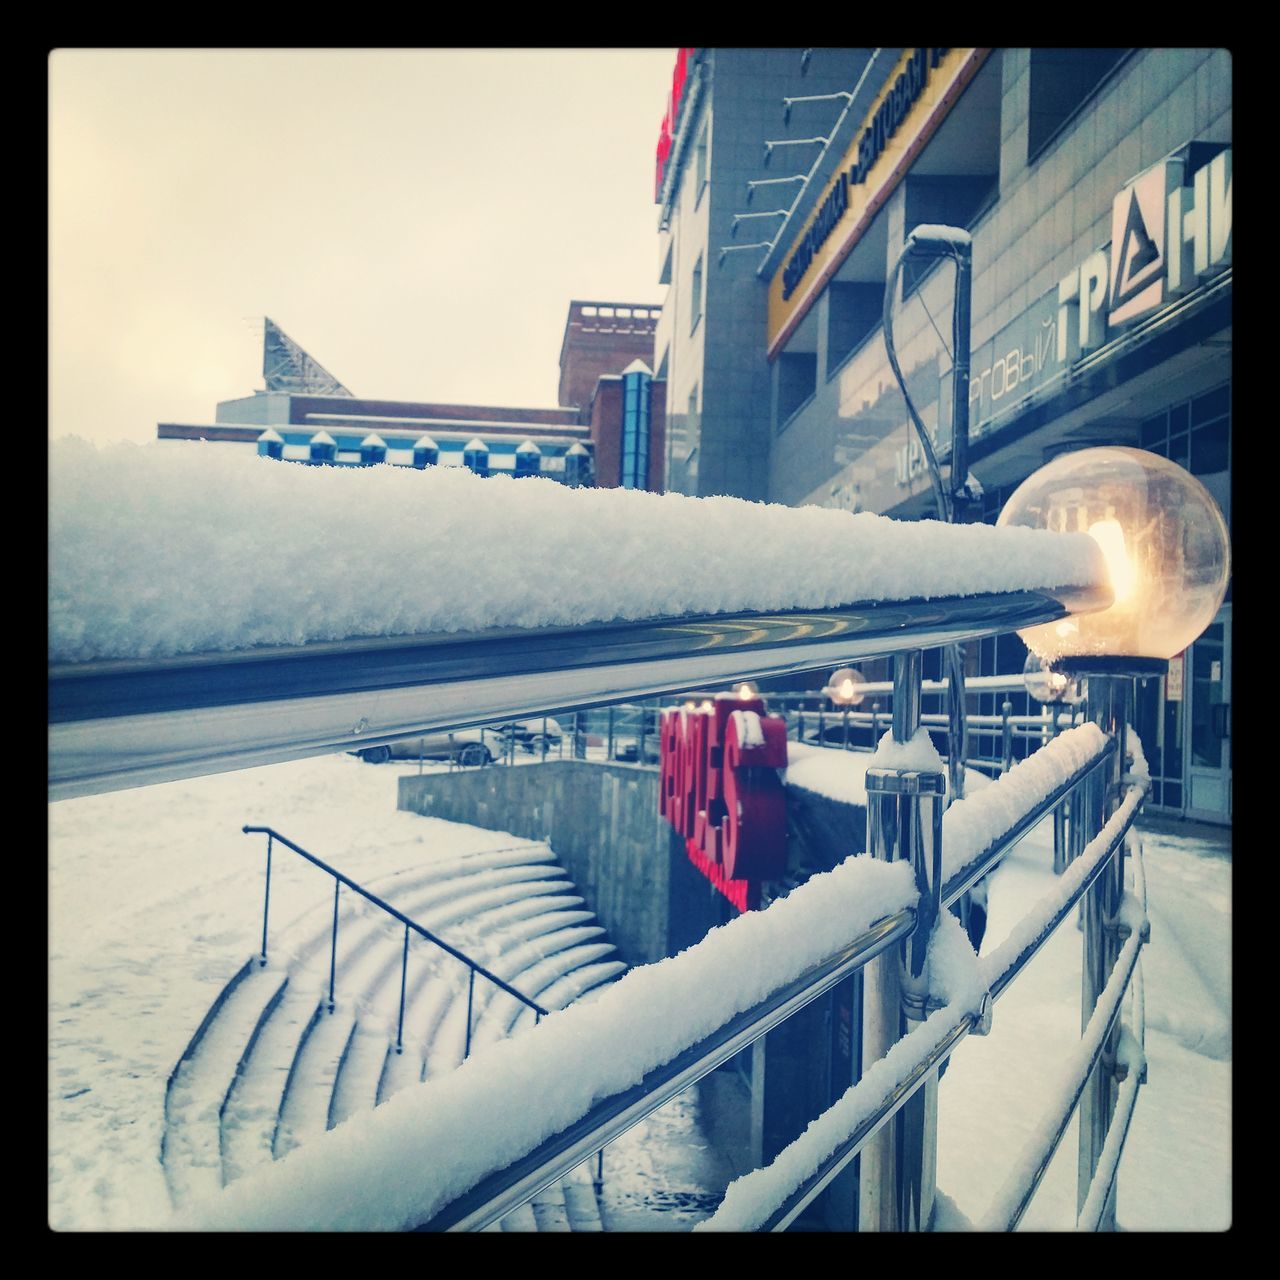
[894,147,1232,487]
[768,48,989,357]
[659,696,788,910]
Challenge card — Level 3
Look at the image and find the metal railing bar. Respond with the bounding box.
[243,825,547,1018]
[980,918,1146,1232]
[722,766,1143,1235]
[1077,1028,1144,1231]
[415,907,917,1232]
[752,1006,977,1232]
[50,585,1109,801]
[940,739,1117,910]
[978,782,1143,1005]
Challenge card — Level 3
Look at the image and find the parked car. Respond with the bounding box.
[354,719,562,766]
[355,729,493,767]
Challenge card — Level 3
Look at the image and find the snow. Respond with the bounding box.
[729,709,764,748]
[48,747,1231,1231]
[977,919,1145,1231]
[48,437,1106,664]
[934,815,1230,1231]
[785,736,991,808]
[869,725,948,773]
[940,723,1108,887]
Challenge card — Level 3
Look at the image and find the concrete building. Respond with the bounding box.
[653,48,1231,824]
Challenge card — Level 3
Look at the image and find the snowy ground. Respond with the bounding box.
[48,750,1229,1231]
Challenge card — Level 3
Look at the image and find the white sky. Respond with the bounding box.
[49,48,677,445]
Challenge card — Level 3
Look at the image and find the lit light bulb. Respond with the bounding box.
[826,666,865,706]
[736,682,757,700]
[998,448,1229,665]
[699,700,713,713]
[1086,517,1136,604]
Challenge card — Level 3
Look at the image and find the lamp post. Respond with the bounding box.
[998,446,1230,1229]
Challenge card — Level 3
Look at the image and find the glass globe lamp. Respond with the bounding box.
[1022,651,1083,706]
[997,447,1229,670]
[825,667,865,706]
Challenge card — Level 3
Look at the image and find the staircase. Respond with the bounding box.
[161,838,625,1230]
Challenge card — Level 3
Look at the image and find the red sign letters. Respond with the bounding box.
[659,696,788,911]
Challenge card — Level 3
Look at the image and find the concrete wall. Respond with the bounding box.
[399,761,675,968]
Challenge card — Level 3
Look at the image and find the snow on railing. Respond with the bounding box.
[693,740,1148,1234]
[49,438,1105,664]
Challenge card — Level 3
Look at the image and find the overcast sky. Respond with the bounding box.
[50,48,677,445]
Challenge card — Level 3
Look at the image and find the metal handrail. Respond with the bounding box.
[48,584,1108,801]
[243,825,548,1056]
[705,773,1149,1233]
[414,907,918,1231]
[941,737,1116,910]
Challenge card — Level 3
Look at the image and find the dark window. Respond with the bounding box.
[1027,49,1129,161]
[827,281,885,376]
[776,352,817,428]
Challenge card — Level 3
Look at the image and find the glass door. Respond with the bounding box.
[1186,605,1231,823]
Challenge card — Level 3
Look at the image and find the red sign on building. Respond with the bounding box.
[654,48,698,201]
[658,695,788,911]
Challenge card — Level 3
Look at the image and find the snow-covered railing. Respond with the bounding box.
[50,444,1140,1231]
[695,691,1150,1233]
[47,441,1109,801]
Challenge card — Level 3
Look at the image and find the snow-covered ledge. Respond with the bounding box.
[49,439,1111,799]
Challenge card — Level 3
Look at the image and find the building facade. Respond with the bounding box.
[654,48,1232,824]
[159,309,667,492]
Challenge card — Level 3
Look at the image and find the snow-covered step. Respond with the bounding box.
[273,1006,358,1156]
[220,983,319,1183]
[500,1202,538,1232]
[162,962,287,1206]
[510,961,628,1033]
[327,1021,397,1130]
[529,1180,572,1232]
[562,1160,604,1232]
[431,943,620,1072]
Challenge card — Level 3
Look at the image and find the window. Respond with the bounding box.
[694,121,709,205]
[690,255,703,333]
[1027,49,1129,162]
[775,352,817,430]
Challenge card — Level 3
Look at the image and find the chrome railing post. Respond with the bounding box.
[1078,674,1129,1229]
[1001,699,1014,773]
[860,649,944,1231]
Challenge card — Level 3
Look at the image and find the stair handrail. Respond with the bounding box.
[243,825,548,1057]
